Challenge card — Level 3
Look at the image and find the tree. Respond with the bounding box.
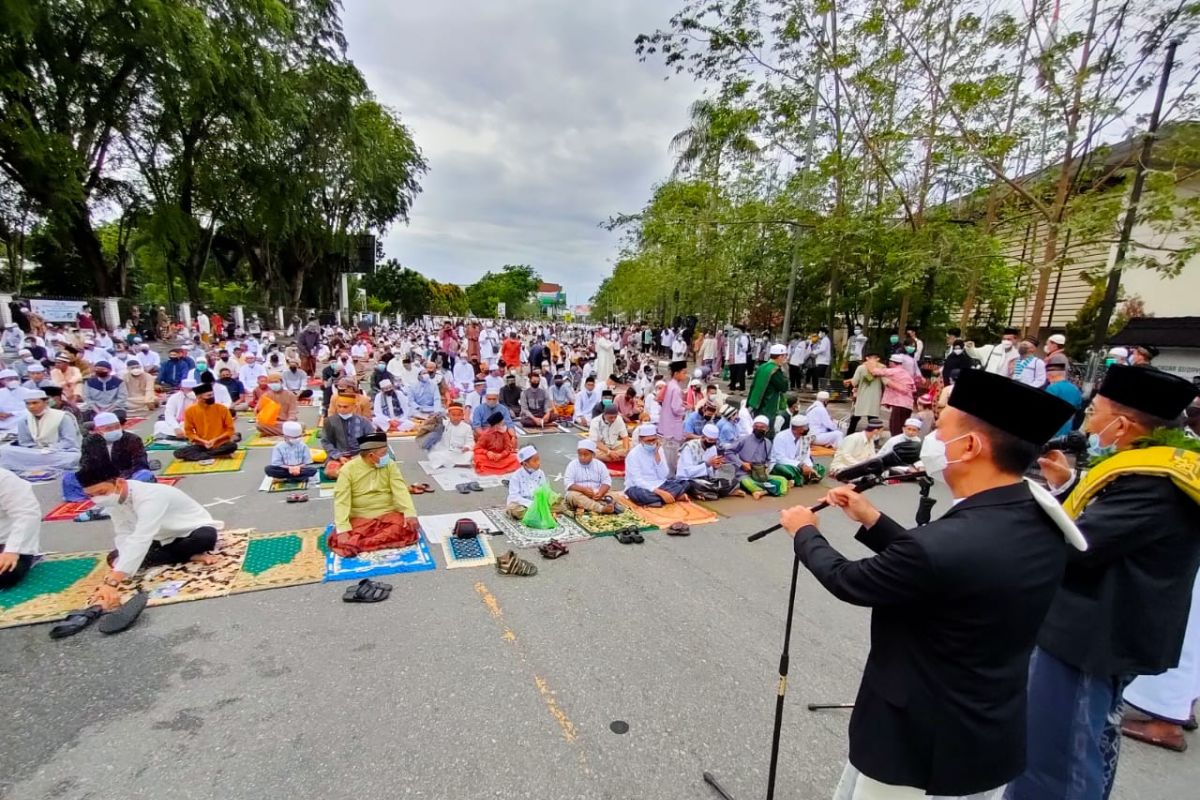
[465,265,541,317]
[361,259,432,317]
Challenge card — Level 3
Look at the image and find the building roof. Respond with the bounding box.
[537,282,562,293]
[1109,316,1200,348]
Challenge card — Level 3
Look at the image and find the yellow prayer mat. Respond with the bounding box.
[163,449,247,475]
[244,430,314,448]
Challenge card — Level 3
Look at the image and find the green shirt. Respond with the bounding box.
[333,455,417,533]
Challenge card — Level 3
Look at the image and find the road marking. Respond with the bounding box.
[204,495,244,507]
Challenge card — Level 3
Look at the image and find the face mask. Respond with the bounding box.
[702,439,717,449]
[753,429,766,440]
[285,436,300,444]
[376,454,392,468]
[1001,341,1014,350]
[642,442,657,453]
[169,355,179,360]
[91,492,121,508]
[95,370,111,379]
[952,347,963,355]
[905,346,915,354]
[1086,418,1121,459]
[196,361,207,368]
[338,412,354,420]
[919,431,972,483]
[889,335,899,345]
[4,380,18,389]
[22,356,33,363]
[854,329,862,335]
[203,397,215,405]
[268,382,282,392]
[376,363,385,371]
[101,429,123,443]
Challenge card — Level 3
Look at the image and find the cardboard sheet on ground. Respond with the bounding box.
[322,525,436,580]
[245,430,314,448]
[417,511,495,544]
[616,493,720,528]
[697,482,829,519]
[163,449,247,476]
[482,507,593,549]
[417,461,506,492]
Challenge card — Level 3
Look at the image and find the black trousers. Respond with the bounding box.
[808,363,828,392]
[729,363,747,391]
[0,552,35,589]
[847,415,861,434]
[175,440,238,461]
[788,364,804,390]
[142,526,219,568]
[264,464,318,480]
[844,360,860,380]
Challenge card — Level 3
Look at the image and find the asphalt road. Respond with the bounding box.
[1,403,1195,799]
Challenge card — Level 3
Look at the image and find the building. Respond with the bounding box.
[1108,316,1200,383]
[534,282,567,318]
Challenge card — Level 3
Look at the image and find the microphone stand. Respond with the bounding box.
[703,471,927,800]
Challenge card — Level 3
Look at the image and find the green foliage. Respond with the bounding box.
[361,259,433,318]
[465,265,542,318]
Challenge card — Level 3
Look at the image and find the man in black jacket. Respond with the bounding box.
[61,412,155,502]
[1007,365,1200,800]
[779,369,1078,799]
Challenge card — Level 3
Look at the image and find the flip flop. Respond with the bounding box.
[414,483,435,494]
[342,579,391,603]
[409,485,427,495]
[286,493,309,503]
[467,482,484,492]
[615,529,636,545]
[668,522,691,537]
[455,483,472,494]
[49,605,104,640]
[98,591,149,635]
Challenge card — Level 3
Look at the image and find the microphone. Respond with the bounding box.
[746,471,929,542]
[830,445,917,483]
[1042,430,1088,457]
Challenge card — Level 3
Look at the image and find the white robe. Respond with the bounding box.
[155,392,194,437]
[594,336,615,382]
[1124,569,1200,722]
[429,420,474,469]
[805,400,845,447]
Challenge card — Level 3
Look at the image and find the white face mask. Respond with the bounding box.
[919,431,972,483]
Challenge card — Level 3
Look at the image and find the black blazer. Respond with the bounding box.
[80,431,150,477]
[794,482,1068,796]
[1037,473,1200,677]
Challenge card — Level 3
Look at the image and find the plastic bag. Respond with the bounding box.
[521,483,559,530]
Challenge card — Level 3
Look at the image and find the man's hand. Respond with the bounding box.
[0,551,19,574]
[780,505,819,536]
[288,466,301,476]
[824,485,882,527]
[706,455,724,468]
[741,461,752,472]
[802,464,814,478]
[404,517,420,536]
[89,583,123,611]
[655,488,676,505]
[1038,449,1072,490]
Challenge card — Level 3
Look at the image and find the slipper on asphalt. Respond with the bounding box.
[495,550,537,576]
[98,591,149,635]
[147,459,162,471]
[538,539,569,559]
[414,483,435,494]
[199,458,216,466]
[286,493,309,503]
[615,529,636,545]
[455,483,472,494]
[49,605,104,640]
[467,482,484,492]
[667,522,691,537]
[342,579,391,603]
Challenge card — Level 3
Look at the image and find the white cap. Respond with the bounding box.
[1108,347,1128,358]
[636,423,658,438]
[282,420,303,438]
[28,363,45,372]
[689,379,702,387]
[889,353,904,362]
[753,415,770,426]
[577,439,597,453]
[181,378,198,389]
[904,417,922,430]
[769,344,787,356]
[701,424,720,439]
[484,386,499,397]
[693,368,703,378]
[21,388,47,400]
[790,414,808,427]
[378,379,393,390]
[93,412,120,427]
[1048,334,1066,346]
[816,390,830,401]
[518,445,538,463]
[0,369,16,379]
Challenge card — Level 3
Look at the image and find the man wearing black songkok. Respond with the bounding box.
[779,369,1080,798]
[1008,365,1200,800]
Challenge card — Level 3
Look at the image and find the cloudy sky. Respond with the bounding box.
[343,1,698,307]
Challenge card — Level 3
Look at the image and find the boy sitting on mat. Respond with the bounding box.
[77,461,222,610]
[506,445,559,520]
[562,439,621,515]
[265,421,317,483]
[0,465,43,590]
[329,433,420,557]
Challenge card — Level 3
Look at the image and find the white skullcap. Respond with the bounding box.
[693,368,703,378]
[689,379,702,387]
[790,414,808,427]
[484,386,499,396]
[904,418,922,429]
[769,343,787,356]
[518,445,538,462]
[1107,347,1128,358]
[93,412,120,427]
[17,348,30,356]
[889,353,904,362]
[282,420,303,438]
[701,424,720,439]
[181,378,198,389]
[577,439,597,453]
[636,423,658,438]
[0,369,17,379]
[816,390,830,401]
[1048,334,1066,346]
[21,388,47,400]
[28,362,45,372]
[753,415,770,426]
[378,379,393,389]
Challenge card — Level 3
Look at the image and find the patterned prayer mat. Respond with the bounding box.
[120,531,250,606]
[229,527,328,594]
[616,493,721,528]
[322,525,436,581]
[257,475,319,492]
[0,552,107,629]
[163,449,247,476]
[440,533,496,569]
[417,461,506,493]
[574,508,656,535]
[123,417,147,429]
[42,500,97,522]
[482,508,592,550]
[418,511,496,544]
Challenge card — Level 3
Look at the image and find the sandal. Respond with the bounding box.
[98,591,149,635]
[49,605,104,640]
[342,579,391,603]
[467,482,484,492]
[668,522,691,537]
[414,483,434,494]
[455,483,472,494]
[538,540,569,559]
[409,484,427,495]
[286,493,309,503]
[495,550,538,576]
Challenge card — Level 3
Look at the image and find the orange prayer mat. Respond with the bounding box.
[615,493,720,529]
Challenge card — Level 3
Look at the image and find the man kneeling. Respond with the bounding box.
[563,439,621,516]
[329,433,419,556]
[78,462,221,610]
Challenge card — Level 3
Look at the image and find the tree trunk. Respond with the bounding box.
[66,204,109,296]
[1026,221,1059,339]
[897,291,911,333]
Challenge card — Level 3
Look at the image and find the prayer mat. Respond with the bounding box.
[417,462,506,493]
[573,508,655,536]
[42,499,97,522]
[616,493,720,529]
[121,530,250,606]
[298,397,314,406]
[697,482,828,519]
[386,429,419,438]
[244,431,310,448]
[812,445,835,458]
[163,449,247,476]
[0,552,107,629]
[229,527,329,594]
[440,533,496,569]
[482,508,592,550]
[145,436,188,451]
[123,417,147,429]
[322,525,436,581]
[418,511,495,545]
[257,475,319,492]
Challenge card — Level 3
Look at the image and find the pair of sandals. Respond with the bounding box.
[409,483,435,495]
[538,539,569,560]
[342,578,392,603]
[50,591,149,639]
[615,526,645,545]
[454,482,485,494]
[667,522,691,537]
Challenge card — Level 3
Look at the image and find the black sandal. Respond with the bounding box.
[49,605,104,640]
[667,522,691,537]
[98,591,149,635]
[342,579,391,603]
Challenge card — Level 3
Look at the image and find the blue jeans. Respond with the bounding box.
[1005,647,1130,800]
[62,468,156,502]
[626,478,690,507]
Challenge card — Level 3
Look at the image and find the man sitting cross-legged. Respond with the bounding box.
[474,411,520,476]
[549,373,575,421]
[264,420,317,483]
[562,439,621,516]
[519,370,555,429]
[372,378,415,434]
[78,461,222,610]
[770,414,826,487]
[329,433,420,556]
[587,402,630,466]
[624,424,690,507]
[0,388,81,472]
[828,417,885,477]
[0,465,42,590]
[62,412,155,502]
[675,423,742,501]
[470,387,512,433]
[154,378,197,439]
[320,395,376,480]
[175,382,237,461]
[254,372,299,437]
[730,415,783,499]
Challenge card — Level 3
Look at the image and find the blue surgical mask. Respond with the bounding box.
[376,454,392,468]
[101,429,123,443]
[642,442,657,453]
[1086,418,1121,459]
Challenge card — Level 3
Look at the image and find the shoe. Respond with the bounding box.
[1121,717,1187,752]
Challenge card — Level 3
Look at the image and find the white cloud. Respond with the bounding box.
[343,0,697,304]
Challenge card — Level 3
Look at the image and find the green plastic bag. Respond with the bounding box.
[521,483,559,529]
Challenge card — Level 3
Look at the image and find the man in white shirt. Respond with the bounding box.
[828,417,884,476]
[506,445,554,520]
[904,325,924,362]
[587,404,631,465]
[729,325,751,391]
[805,390,845,447]
[675,423,740,500]
[809,327,832,392]
[238,353,266,389]
[0,466,42,588]
[788,335,810,390]
[135,341,161,372]
[845,326,868,378]
[878,417,923,459]
[966,327,1019,376]
[770,414,824,485]
[623,424,690,507]
[196,309,211,343]
[562,439,619,514]
[0,369,27,435]
[154,378,197,439]
[574,375,603,426]
[78,461,221,610]
[428,402,474,469]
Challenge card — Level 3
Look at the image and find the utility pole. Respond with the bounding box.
[1092,39,1177,347]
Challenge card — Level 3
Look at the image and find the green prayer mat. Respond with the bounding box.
[574,508,655,536]
[0,553,108,629]
[229,528,328,594]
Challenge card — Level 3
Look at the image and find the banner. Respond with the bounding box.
[30,298,86,323]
